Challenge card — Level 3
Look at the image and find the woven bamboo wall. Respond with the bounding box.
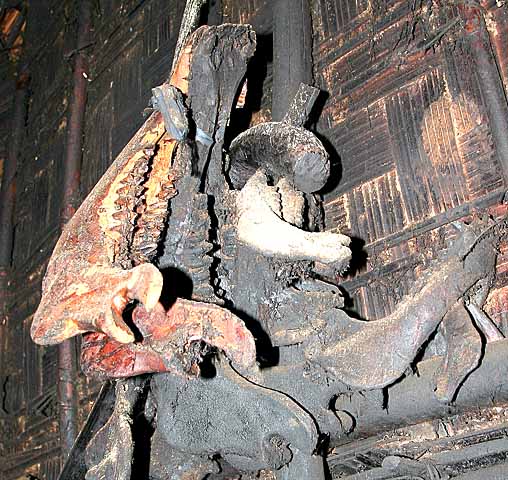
[1,1,507,478]
[0,1,185,478]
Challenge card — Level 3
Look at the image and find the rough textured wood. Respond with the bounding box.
[313,0,507,327]
[272,0,313,121]
[1,0,508,478]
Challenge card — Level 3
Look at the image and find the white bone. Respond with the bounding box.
[236,170,351,266]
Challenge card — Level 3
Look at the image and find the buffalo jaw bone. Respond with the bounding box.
[31,263,163,345]
[134,299,257,370]
[236,170,352,270]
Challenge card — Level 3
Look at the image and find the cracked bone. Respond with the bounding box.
[30,26,249,348]
[29,30,191,347]
[306,218,501,390]
[236,170,352,269]
[276,177,305,228]
[466,303,504,342]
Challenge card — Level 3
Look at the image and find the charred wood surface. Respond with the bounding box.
[2,1,508,479]
[333,338,508,445]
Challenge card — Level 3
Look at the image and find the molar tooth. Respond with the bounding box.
[116,185,131,196]
[111,211,127,221]
[138,242,158,252]
[115,196,131,207]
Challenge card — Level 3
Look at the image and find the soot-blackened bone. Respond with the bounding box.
[31,15,507,479]
[153,358,326,479]
[305,217,502,390]
[157,141,217,303]
[433,299,482,403]
[228,122,330,194]
[228,82,327,194]
[186,24,256,190]
[85,378,144,480]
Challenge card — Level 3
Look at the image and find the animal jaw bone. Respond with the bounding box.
[30,26,257,375]
[81,299,257,380]
[305,218,502,390]
[31,263,163,345]
[30,33,188,346]
[30,103,170,346]
[236,170,352,269]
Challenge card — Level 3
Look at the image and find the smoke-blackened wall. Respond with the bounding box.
[0,1,185,478]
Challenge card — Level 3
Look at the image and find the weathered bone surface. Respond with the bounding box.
[236,169,352,268]
[85,378,141,480]
[30,26,257,378]
[153,360,324,478]
[228,122,331,193]
[433,300,482,403]
[305,217,500,390]
[31,20,506,480]
[31,112,169,345]
[81,299,256,380]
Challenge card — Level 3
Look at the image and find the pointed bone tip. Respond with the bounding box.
[112,329,136,344]
[127,263,164,309]
[145,279,165,311]
[101,317,136,344]
[143,294,159,311]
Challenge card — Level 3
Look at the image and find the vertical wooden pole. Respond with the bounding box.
[272,0,313,121]
[459,5,508,182]
[58,0,92,458]
[0,69,29,373]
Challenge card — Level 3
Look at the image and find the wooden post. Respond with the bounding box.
[272,0,313,121]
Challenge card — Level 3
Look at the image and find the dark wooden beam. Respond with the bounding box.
[58,0,92,458]
[0,69,28,268]
[272,0,313,121]
[459,5,508,183]
[333,338,508,445]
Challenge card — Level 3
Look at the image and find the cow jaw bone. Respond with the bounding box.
[31,263,163,345]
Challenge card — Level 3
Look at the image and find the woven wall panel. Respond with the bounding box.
[0,1,185,478]
[314,0,507,323]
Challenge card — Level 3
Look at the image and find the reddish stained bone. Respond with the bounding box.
[30,28,198,346]
[30,90,172,345]
[81,299,256,380]
[31,26,257,375]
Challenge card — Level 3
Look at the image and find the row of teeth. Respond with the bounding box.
[110,148,177,268]
[109,154,150,269]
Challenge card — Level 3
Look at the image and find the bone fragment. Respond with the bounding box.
[236,170,351,268]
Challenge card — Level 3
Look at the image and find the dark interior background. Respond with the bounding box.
[1,0,507,478]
